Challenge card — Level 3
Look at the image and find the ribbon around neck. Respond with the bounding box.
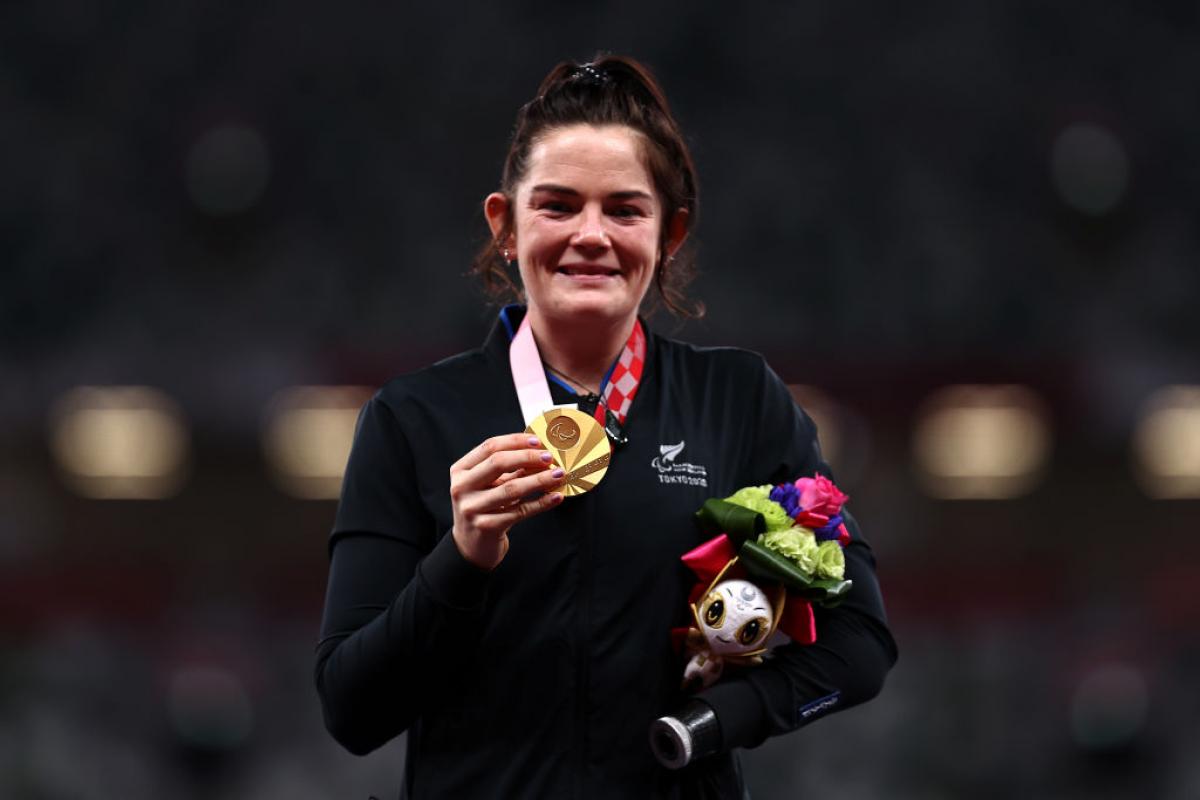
[509,316,576,426]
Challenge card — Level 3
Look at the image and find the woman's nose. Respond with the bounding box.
[570,206,610,250]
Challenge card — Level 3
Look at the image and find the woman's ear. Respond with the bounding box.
[484,192,513,252]
[664,207,689,260]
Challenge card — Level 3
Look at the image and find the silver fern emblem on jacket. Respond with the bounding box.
[651,441,708,486]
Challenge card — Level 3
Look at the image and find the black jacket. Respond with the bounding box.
[316,308,897,799]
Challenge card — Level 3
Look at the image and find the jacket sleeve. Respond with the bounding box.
[314,391,491,755]
[696,358,898,751]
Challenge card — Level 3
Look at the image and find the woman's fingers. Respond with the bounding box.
[487,487,566,529]
[453,433,544,473]
[461,465,567,515]
[451,437,553,497]
[449,431,565,571]
[493,467,529,486]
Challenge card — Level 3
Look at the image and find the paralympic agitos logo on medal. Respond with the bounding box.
[651,441,708,488]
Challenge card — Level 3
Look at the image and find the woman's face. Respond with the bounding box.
[487,124,683,328]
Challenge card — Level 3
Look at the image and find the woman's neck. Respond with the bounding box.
[526,307,634,394]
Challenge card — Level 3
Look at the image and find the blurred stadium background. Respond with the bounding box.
[3,1,1200,798]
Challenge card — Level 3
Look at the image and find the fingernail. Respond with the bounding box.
[551,468,565,479]
[549,492,564,504]
[540,452,553,463]
[527,436,541,447]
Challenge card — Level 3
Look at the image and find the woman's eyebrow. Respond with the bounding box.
[530,183,652,201]
[610,190,654,201]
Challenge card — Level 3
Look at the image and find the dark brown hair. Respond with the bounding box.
[470,55,703,318]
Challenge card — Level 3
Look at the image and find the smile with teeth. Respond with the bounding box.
[557,265,621,277]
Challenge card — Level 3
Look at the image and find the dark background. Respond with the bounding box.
[3,2,1200,797]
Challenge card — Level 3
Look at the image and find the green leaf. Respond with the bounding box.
[738,540,813,592]
[795,579,854,603]
[739,541,854,605]
[694,499,766,543]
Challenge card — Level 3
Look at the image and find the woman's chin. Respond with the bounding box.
[545,295,634,324]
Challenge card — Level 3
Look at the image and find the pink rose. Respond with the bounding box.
[793,475,848,518]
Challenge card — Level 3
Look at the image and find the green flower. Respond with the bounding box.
[814,540,846,580]
[725,485,792,532]
[759,527,818,575]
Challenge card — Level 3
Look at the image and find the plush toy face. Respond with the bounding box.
[695,579,775,656]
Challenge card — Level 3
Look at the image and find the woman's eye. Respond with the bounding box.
[702,597,725,628]
[541,201,572,213]
[611,206,642,218]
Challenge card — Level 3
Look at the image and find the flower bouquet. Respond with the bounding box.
[677,474,854,691]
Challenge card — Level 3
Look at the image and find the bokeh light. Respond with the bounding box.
[49,386,190,499]
[1070,663,1149,752]
[788,384,871,487]
[185,123,272,216]
[913,385,1051,499]
[1132,385,1200,499]
[262,386,373,500]
[789,385,844,468]
[1050,121,1130,216]
[167,665,254,751]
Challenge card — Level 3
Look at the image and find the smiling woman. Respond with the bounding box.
[315,55,896,800]
[472,57,700,325]
[484,123,684,389]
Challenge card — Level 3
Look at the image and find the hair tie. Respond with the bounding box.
[571,63,613,87]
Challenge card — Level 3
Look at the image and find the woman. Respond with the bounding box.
[316,56,897,799]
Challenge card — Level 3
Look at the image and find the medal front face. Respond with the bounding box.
[526,408,611,496]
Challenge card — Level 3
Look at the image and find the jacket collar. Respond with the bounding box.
[483,304,656,396]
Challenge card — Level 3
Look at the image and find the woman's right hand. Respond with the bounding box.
[449,433,567,570]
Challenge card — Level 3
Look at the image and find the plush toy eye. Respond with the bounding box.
[737,617,768,646]
[702,595,725,628]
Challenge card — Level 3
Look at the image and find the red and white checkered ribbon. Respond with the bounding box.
[596,320,645,427]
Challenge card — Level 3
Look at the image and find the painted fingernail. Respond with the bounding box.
[551,468,565,479]
[527,436,541,447]
[540,452,553,463]
[548,492,564,504]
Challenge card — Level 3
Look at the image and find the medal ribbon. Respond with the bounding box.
[509,314,646,432]
[510,316,567,426]
[596,319,645,428]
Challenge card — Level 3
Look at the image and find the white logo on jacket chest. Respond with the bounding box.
[651,441,708,487]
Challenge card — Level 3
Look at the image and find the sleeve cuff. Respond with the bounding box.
[417,531,492,611]
[696,673,779,750]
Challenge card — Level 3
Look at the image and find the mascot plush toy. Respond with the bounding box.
[683,573,786,691]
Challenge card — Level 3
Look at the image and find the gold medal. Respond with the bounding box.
[525,408,611,496]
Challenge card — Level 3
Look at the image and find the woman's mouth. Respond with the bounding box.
[557,265,621,278]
